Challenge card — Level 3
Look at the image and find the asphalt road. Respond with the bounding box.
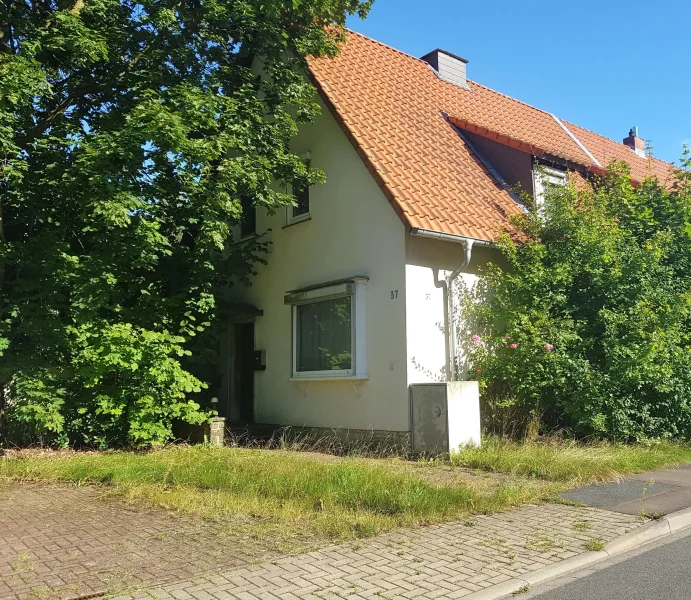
[525,529,691,600]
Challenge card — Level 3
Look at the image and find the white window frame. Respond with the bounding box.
[533,165,567,207]
[285,152,311,226]
[286,182,311,225]
[285,277,368,381]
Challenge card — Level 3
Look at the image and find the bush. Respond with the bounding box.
[5,323,208,447]
[464,154,691,441]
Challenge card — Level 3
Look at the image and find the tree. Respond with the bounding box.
[464,153,691,441]
[0,0,372,447]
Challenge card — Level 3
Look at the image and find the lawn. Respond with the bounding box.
[451,438,691,484]
[2,438,690,549]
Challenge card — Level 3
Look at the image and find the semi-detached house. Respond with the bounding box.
[217,31,677,442]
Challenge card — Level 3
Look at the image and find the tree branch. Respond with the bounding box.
[16,33,162,149]
[0,385,6,445]
[15,93,79,148]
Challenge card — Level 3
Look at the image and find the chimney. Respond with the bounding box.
[623,126,646,158]
[421,49,470,90]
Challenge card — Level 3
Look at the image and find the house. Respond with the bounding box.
[216,31,677,441]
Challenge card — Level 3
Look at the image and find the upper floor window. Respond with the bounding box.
[286,152,312,225]
[533,166,567,206]
[289,183,310,222]
[239,195,256,238]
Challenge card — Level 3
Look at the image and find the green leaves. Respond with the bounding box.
[0,0,371,447]
[465,163,691,441]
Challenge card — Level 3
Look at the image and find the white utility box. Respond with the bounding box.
[410,381,481,455]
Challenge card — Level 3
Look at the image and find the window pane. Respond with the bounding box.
[296,296,352,372]
[240,196,256,237]
[292,184,310,217]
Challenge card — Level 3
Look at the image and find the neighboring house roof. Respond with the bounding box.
[562,121,676,186]
[307,31,677,242]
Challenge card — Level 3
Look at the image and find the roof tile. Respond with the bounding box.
[307,31,677,242]
[563,121,677,185]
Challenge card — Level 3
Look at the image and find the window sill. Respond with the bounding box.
[290,375,369,383]
[283,215,311,229]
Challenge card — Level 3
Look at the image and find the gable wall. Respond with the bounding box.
[225,97,410,432]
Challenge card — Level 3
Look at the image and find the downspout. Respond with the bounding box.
[432,270,451,380]
[448,239,474,381]
[411,229,488,381]
[432,239,474,381]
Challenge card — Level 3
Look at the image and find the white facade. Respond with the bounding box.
[405,235,499,385]
[222,94,496,436]
[226,96,409,433]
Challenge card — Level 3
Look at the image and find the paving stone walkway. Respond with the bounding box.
[1,482,645,600]
[0,483,278,600]
[119,504,643,600]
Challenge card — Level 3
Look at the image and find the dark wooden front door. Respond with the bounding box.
[233,322,255,423]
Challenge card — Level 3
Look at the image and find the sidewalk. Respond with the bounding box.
[118,503,641,600]
[0,483,278,600]
[561,464,691,516]
[120,463,691,600]
[7,465,691,600]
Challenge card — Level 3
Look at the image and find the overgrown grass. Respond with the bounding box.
[451,438,691,484]
[0,445,555,548]
[4,437,689,549]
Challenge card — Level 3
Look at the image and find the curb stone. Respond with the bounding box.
[462,506,691,600]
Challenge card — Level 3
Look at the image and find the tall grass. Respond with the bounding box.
[5,439,688,547]
[0,445,555,546]
[226,426,415,459]
[451,438,691,484]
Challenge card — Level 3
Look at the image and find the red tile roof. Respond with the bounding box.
[562,121,676,186]
[307,31,677,242]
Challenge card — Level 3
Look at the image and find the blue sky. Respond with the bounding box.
[347,0,690,165]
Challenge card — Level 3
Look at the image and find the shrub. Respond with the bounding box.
[6,323,208,447]
[464,154,691,440]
